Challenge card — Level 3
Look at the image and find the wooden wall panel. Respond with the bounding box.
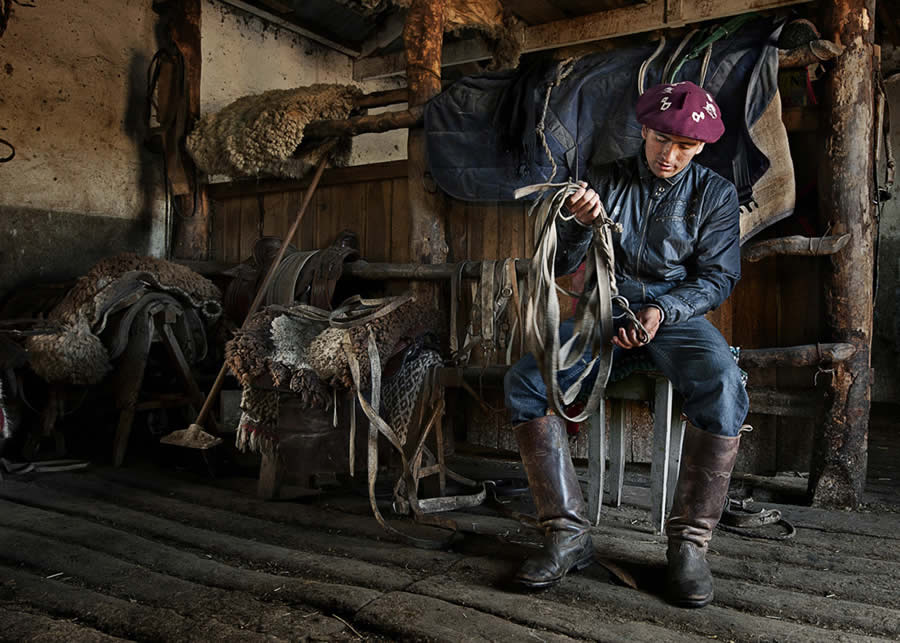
[732,258,780,475]
[445,199,469,263]
[364,181,392,262]
[210,199,226,265]
[207,162,825,474]
[390,179,410,263]
[261,192,288,240]
[222,197,242,264]
[774,253,824,472]
[238,195,261,261]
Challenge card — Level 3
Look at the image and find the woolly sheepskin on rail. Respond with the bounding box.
[26,254,222,386]
[186,84,360,179]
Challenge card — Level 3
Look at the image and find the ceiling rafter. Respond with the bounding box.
[354,0,814,81]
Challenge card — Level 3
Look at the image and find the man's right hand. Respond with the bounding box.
[565,181,603,226]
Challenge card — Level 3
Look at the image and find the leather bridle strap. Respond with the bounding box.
[516,181,643,423]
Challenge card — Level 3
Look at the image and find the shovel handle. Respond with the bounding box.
[190,147,333,429]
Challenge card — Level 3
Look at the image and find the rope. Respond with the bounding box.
[516,181,647,422]
[662,29,699,82]
[699,42,713,88]
[536,58,577,182]
[638,36,667,96]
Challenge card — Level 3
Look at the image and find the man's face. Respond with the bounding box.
[641,126,705,179]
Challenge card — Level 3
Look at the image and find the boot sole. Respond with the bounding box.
[668,591,714,609]
[513,554,595,590]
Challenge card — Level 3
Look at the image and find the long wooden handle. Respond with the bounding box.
[192,150,332,427]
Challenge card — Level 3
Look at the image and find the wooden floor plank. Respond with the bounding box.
[0,524,357,642]
[0,605,128,642]
[20,473,454,566]
[437,555,893,643]
[407,576,705,642]
[4,465,899,642]
[355,591,584,643]
[1,564,280,643]
[0,486,413,593]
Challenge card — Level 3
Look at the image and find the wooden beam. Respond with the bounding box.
[301,106,423,141]
[810,0,876,509]
[342,260,528,280]
[354,0,815,80]
[217,0,360,56]
[742,234,851,262]
[355,88,409,109]
[739,343,856,369]
[404,0,448,270]
[165,0,210,261]
[207,160,408,199]
[523,0,667,53]
[358,10,406,58]
[748,387,824,418]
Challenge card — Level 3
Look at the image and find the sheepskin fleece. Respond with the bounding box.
[225,297,443,411]
[49,253,221,325]
[186,84,360,179]
[26,253,221,385]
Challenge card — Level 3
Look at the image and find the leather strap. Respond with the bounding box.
[518,182,622,423]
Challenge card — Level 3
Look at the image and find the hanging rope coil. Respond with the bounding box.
[516,181,648,423]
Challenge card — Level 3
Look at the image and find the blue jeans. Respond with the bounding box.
[504,315,749,437]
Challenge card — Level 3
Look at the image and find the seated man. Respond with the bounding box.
[504,81,749,608]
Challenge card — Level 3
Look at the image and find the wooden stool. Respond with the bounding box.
[586,371,686,533]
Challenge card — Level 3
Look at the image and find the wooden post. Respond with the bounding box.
[404,0,447,272]
[165,0,211,261]
[810,0,876,509]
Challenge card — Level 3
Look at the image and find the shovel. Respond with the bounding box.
[160,149,333,450]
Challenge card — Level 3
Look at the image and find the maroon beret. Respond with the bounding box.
[635,81,725,143]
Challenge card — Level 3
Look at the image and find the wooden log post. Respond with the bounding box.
[404,0,448,280]
[810,0,876,509]
[164,0,211,261]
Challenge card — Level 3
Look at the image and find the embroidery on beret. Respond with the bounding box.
[704,102,718,118]
[662,86,674,94]
[660,96,672,111]
[691,111,705,122]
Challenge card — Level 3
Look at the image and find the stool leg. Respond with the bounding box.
[587,397,606,525]
[650,378,675,534]
[606,399,626,507]
[665,400,686,517]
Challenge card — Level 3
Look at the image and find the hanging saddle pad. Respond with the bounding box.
[425,17,792,244]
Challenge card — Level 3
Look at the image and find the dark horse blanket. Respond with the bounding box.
[425,18,791,243]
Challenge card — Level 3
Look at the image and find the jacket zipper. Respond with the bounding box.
[635,184,661,281]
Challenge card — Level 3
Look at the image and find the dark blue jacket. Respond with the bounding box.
[556,152,741,326]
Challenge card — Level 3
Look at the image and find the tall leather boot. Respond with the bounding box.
[513,415,594,589]
[665,424,740,608]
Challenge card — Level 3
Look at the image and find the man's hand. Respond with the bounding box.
[565,181,603,226]
[612,306,662,349]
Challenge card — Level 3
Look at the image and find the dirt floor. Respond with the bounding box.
[1,443,899,643]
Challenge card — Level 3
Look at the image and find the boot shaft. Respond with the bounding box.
[514,415,588,527]
[666,425,740,547]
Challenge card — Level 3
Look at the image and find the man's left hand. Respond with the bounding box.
[612,306,662,349]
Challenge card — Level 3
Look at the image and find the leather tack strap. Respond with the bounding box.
[346,329,478,550]
[519,181,618,423]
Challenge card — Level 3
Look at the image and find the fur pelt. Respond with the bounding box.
[186,84,360,179]
[25,253,221,385]
[225,296,444,414]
